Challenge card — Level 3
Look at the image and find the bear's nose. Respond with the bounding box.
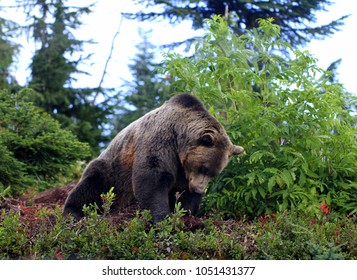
[188,174,210,194]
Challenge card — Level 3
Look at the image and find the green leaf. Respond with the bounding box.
[258,186,266,198]
[268,176,276,193]
[280,170,293,187]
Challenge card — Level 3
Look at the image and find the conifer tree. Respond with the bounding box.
[0,17,19,90]
[23,0,116,155]
[127,0,348,47]
[113,30,171,133]
[0,88,90,192]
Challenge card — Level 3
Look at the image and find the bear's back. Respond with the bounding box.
[100,94,221,161]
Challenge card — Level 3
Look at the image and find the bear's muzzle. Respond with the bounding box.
[188,174,210,194]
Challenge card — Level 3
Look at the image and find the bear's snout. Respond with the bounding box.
[188,174,210,194]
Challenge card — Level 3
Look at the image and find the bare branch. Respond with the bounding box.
[92,14,124,105]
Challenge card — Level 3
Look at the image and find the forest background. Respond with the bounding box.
[0,0,356,260]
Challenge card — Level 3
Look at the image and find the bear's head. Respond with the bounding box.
[180,128,244,194]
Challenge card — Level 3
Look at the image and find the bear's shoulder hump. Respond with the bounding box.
[168,94,205,111]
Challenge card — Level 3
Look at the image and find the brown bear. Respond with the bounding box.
[63,94,244,223]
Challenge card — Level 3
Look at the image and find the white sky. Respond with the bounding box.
[304,0,357,94]
[2,0,357,95]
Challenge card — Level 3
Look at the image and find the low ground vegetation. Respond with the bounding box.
[0,187,355,260]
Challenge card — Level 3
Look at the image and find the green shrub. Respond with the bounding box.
[0,189,355,259]
[162,16,357,216]
[1,207,355,260]
[0,89,90,193]
[251,210,356,259]
[0,209,28,259]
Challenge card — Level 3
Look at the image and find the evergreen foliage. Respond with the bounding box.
[22,0,117,155]
[0,89,90,193]
[0,17,20,90]
[127,0,348,47]
[162,17,357,216]
[113,30,171,133]
[25,0,92,112]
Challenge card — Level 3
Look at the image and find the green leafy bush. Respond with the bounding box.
[0,209,28,259]
[251,210,356,259]
[162,16,357,216]
[0,89,90,193]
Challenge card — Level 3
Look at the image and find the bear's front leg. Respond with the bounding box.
[132,168,174,223]
[175,190,202,216]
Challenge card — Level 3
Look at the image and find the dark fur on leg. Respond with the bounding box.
[63,159,112,219]
[179,190,202,216]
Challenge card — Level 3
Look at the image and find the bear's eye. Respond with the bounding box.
[200,134,214,147]
[198,166,209,175]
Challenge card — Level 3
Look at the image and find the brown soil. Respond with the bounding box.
[2,182,209,230]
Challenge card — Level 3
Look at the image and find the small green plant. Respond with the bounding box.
[100,187,116,216]
[0,186,11,201]
[0,209,28,259]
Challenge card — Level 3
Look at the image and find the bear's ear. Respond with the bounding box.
[232,145,244,155]
[200,134,214,147]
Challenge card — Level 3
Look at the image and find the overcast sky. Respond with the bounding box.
[2,0,357,95]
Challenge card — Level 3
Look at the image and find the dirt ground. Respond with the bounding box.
[2,182,215,231]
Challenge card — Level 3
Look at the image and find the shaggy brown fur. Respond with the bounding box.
[63,94,244,223]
